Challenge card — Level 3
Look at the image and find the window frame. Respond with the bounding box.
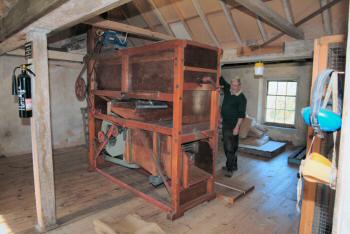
[264,80,298,128]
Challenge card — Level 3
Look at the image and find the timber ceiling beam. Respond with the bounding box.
[6,48,84,62]
[152,0,272,27]
[0,0,68,41]
[85,17,175,41]
[231,0,304,39]
[255,0,341,49]
[0,0,134,55]
[219,0,242,45]
[191,0,221,47]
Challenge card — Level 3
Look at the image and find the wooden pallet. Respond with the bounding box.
[215,171,255,205]
[239,140,287,158]
[288,147,306,165]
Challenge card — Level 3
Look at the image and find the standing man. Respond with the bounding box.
[220,76,247,177]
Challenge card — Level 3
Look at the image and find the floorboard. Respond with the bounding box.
[0,144,300,234]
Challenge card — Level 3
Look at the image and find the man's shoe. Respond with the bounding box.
[225,170,233,177]
[223,166,237,171]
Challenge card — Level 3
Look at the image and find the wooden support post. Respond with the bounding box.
[169,44,185,219]
[27,29,57,232]
[208,50,222,193]
[299,37,327,234]
[122,55,129,92]
[299,34,345,234]
[88,28,97,170]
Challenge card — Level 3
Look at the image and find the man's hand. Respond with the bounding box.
[202,76,212,83]
[233,127,240,136]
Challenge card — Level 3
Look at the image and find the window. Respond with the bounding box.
[265,81,297,126]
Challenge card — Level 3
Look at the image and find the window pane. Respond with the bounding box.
[266,95,276,109]
[285,110,295,124]
[266,109,275,122]
[265,81,297,126]
[277,82,287,95]
[275,110,285,123]
[276,96,286,109]
[287,82,297,96]
[286,97,296,110]
[268,82,277,95]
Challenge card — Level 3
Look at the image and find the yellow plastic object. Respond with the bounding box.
[254,62,264,77]
[300,152,332,185]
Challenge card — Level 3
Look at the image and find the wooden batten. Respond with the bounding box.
[85,17,174,41]
[237,44,284,57]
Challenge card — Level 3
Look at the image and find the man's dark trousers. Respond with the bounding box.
[222,127,239,171]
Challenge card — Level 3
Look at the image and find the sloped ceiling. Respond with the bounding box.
[111,0,348,49]
[2,0,348,51]
[0,0,17,18]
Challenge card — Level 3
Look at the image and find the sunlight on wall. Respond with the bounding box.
[0,215,12,234]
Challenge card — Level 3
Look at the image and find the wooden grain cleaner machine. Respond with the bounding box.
[87,31,222,219]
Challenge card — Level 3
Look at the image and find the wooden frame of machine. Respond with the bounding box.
[87,28,222,219]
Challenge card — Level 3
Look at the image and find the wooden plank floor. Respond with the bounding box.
[0,145,300,234]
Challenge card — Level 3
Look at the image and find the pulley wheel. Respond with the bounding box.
[75,77,86,101]
[97,131,106,143]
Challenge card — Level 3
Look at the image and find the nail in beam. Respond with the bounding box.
[27,29,57,233]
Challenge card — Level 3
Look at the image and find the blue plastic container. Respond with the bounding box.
[302,107,342,132]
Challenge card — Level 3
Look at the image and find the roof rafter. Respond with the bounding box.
[0,0,134,55]
[256,17,268,41]
[254,0,341,49]
[232,0,304,39]
[132,0,157,32]
[0,0,68,41]
[191,0,220,47]
[170,0,193,39]
[219,0,242,45]
[281,0,294,23]
[147,0,174,36]
[320,0,333,35]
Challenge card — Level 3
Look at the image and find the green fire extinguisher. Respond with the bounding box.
[12,64,36,118]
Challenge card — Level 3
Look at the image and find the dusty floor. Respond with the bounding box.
[0,145,300,234]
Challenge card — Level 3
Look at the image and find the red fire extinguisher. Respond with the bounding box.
[12,64,36,118]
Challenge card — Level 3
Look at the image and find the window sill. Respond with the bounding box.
[263,122,296,129]
[262,124,298,133]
